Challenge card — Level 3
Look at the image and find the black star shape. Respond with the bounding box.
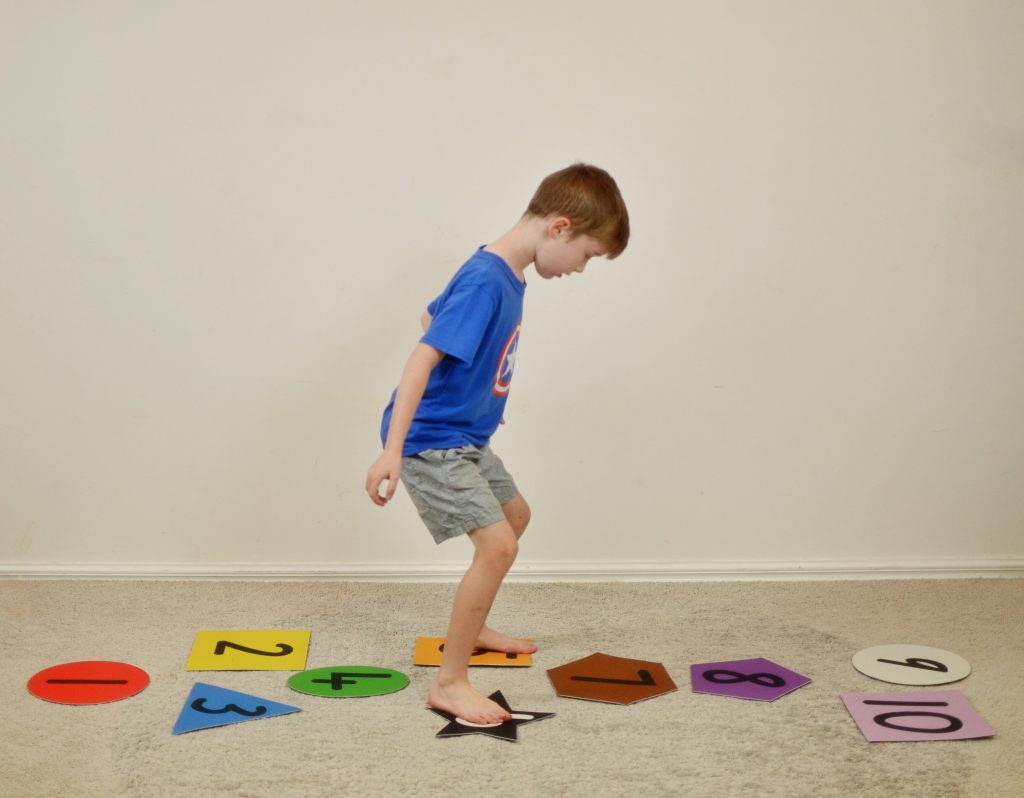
[430,690,555,742]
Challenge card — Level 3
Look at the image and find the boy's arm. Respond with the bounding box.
[418,307,503,423]
[365,341,444,506]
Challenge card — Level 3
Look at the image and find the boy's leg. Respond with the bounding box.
[476,493,538,655]
[500,493,531,540]
[429,519,519,724]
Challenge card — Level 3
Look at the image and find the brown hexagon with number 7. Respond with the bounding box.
[547,652,678,705]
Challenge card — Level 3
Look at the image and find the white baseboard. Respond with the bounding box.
[2,559,1022,582]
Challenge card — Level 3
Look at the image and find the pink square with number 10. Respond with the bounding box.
[841,691,994,742]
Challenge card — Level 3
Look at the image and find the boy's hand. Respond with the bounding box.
[366,451,402,506]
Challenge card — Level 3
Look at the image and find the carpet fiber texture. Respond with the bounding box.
[2,579,1021,797]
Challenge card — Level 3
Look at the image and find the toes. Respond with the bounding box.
[473,707,509,724]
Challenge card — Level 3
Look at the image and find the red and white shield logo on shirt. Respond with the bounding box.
[492,323,521,396]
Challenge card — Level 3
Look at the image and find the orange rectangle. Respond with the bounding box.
[413,636,532,667]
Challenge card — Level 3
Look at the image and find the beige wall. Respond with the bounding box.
[2,1,1022,577]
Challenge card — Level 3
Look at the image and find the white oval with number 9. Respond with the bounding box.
[852,644,971,685]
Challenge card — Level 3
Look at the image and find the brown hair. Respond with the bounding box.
[525,163,630,258]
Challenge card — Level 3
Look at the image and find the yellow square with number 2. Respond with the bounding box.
[186,630,311,671]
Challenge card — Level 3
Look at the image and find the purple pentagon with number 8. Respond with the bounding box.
[690,657,811,701]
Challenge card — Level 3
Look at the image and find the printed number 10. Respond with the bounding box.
[864,699,963,734]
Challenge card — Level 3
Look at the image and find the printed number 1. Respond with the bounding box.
[214,640,294,657]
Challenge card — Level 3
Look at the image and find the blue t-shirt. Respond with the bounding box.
[380,248,525,456]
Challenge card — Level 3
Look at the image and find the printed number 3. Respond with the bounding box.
[191,698,267,717]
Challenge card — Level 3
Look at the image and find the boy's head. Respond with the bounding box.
[525,163,630,259]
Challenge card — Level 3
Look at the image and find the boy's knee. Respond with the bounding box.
[515,504,531,537]
[503,496,531,539]
[474,524,519,569]
[493,533,519,568]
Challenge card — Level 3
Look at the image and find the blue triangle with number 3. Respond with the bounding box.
[173,682,301,735]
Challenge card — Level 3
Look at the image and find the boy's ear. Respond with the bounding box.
[547,216,573,239]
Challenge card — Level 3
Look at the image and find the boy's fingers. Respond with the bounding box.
[366,474,386,505]
[366,460,400,506]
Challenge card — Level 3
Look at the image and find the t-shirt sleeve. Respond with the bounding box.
[420,280,497,366]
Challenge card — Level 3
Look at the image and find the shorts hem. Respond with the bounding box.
[491,486,520,506]
[430,510,507,544]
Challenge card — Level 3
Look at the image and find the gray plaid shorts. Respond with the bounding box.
[400,444,520,544]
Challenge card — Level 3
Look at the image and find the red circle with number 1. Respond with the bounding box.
[28,660,150,705]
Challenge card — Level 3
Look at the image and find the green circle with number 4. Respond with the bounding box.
[287,666,410,698]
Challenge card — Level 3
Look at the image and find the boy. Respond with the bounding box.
[365,163,629,724]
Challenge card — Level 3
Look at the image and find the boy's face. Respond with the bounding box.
[534,218,608,280]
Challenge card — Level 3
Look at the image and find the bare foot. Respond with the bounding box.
[428,678,512,724]
[476,626,538,655]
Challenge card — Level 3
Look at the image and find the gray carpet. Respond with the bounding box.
[2,579,1021,797]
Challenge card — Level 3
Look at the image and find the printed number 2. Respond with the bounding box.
[214,640,294,657]
[864,699,963,734]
